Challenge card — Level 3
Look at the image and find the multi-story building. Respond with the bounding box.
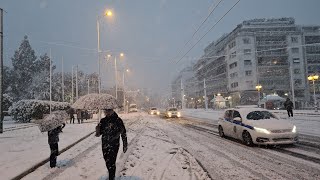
[189,17,320,108]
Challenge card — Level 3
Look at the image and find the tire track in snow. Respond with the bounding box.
[163,119,320,180]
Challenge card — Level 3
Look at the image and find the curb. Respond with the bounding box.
[11,131,95,180]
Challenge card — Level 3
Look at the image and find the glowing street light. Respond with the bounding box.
[256,85,262,107]
[308,75,319,112]
[97,9,114,94]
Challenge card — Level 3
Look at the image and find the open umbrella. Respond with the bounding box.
[38,110,68,132]
[72,93,119,110]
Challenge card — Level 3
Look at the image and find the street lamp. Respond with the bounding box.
[255,85,262,107]
[308,74,319,112]
[97,9,113,94]
[123,68,130,113]
[107,53,125,99]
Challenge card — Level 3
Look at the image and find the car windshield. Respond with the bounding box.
[246,111,277,120]
[130,105,137,108]
[151,108,157,110]
[168,108,177,111]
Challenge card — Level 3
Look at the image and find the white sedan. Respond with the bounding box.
[218,107,298,146]
[149,107,160,115]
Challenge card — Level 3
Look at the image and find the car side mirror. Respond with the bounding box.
[233,117,242,122]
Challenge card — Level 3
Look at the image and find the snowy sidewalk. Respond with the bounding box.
[22,113,211,180]
[0,119,96,180]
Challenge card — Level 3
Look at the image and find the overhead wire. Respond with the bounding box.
[176,0,241,64]
[171,0,223,63]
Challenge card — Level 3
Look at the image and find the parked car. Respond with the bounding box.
[129,104,138,113]
[165,107,181,118]
[218,107,298,146]
[149,107,160,115]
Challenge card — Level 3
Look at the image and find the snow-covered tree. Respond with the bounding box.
[10,36,37,101]
[28,53,56,100]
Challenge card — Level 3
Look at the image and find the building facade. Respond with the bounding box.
[186,17,320,108]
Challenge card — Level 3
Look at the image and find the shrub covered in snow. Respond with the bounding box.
[9,100,70,122]
[2,94,13,115]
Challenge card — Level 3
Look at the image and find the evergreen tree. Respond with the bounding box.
[10,35,37,100]
[29,53,56,100]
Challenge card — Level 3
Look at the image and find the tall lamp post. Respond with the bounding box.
[107,53,124,100]
[256,85,262,107]
[308,75,319,112]
[97,9,113,94]
[123,69,129,113]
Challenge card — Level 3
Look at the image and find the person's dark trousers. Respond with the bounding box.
[287,109,293,117]
[49,143,59,168]
[102,143,120,180]
[70,117,74,124]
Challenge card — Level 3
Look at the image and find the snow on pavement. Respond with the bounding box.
[23,112,210,180]
[0,119,96,180]
[181,108,320,137]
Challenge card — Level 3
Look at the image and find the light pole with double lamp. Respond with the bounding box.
[106,53,125,100]
[308,74,319,112]
[256,85,262,107]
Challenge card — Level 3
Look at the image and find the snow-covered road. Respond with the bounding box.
[17,112,320,180]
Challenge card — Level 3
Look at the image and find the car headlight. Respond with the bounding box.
[254,127,271,134]
[177,112,181,117]
[157,111,160,115]
[292,125,296,133]
[168,112,172,116]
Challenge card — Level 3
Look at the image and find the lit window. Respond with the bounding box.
[293,58,300,63]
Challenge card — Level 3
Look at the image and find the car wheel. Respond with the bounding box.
[242,131,253,146]
[218,126,225,138]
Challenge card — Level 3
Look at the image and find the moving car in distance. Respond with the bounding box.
[218,107,298,146]
[165,107,181,118]
[129,104,138,113]
[149,107,160,115]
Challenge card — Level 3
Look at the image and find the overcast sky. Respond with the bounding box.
[2,0,320,95]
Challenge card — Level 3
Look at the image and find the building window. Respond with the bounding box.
[293,58,300,64]
[245,70,252,76]
[244,60,252,65]
[230,72,238,78]
[291,37,298,43]
[246,81,254,88]
[243,38,250,44]
[294,69,301,74]
[229,62,237,69]
[231,82,238,88]
[230,51,236,59]
[291,48,299,54]
[244,49,252,55]
[294,79,302,86]
[229,41,236,49]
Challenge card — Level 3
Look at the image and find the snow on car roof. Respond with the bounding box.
[226,107,272,118]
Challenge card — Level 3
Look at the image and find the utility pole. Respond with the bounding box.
[97,18,101,95]
[115,56,118,99]
[123,72,126,113]
[61,56,64,102]
[204,78,208,110]
[0,8,4,133]
[49,49,52,114]
[289,59,296,109]
[180,79,184,109]
[87,79,90,94]
[76,65,78,100]
[71,66,74,104]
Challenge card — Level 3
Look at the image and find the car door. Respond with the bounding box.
[222,110,234,137]
[230,110,243,139]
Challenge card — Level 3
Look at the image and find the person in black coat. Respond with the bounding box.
[48,124,64,168]
[97,109,128,180]
[284,98,294,117]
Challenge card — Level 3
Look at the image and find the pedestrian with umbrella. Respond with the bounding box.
[73,93,128,179]
[38,111,67,168]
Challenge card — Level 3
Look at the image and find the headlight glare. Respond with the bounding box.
[254,127,271,134]
[292,125,296,133]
